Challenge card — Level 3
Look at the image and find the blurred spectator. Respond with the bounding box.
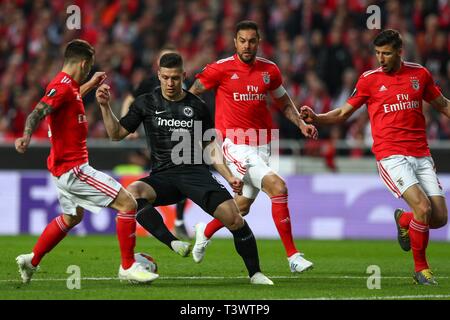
[0,0,448,150]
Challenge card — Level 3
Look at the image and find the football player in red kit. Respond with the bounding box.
[15,39,158,284]
[301,29,449,285]
[190,20,318,273]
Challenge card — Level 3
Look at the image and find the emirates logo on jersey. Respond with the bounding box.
[262,72,270,84]
[410,78,420,91]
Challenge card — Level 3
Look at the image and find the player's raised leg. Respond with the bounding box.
[128,180,191,257]
[393,208,413,251]
[109,187,159,283]
[262,172,313,273]
[16,207,84,283]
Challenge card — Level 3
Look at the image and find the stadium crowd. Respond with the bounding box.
[1,0,449,156]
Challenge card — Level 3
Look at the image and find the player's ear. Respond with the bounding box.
[182,71,186,81]
[157,70,161,81]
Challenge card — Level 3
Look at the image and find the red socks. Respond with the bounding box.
[205,194,299,258]
[409,218,430,272]
[204,218,224,238]
[32,211,137,270]
[32,215,71,266]
[117,210,137,269]
[399,211,413,228]
[271,194,298,257]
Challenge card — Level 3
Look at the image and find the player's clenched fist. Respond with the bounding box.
[299,105,317,124]
[227,177,243,195]
[15,136,31,154]
[96,84,111,106]
[301,123,318,140]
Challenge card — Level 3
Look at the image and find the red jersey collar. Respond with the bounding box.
[234,53,256,68]
[60,71,80,88]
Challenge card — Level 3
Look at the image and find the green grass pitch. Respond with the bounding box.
[1,235,449,300]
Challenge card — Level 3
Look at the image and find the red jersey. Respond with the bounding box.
[347,61,441,160]
[40,72,88,176]
[196,54,283,145]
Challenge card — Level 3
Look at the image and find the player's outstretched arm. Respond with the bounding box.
[273,93,318,139]
[119,94,140,140]
[15,102,52,154]
[300,102,356,125]
[204,141,243,195]
[121,94,135,117]
[80,72,107,98]
[95,84,130,141]
[189,79,208,96]
[430,94,450,118]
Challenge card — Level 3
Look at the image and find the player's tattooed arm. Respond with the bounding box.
[15,102,52,154]
[430,95,450,118]
[189,79,207,96]
[23,102,53,136]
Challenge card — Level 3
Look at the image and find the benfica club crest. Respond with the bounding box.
[262,72,270,85]
[410,78,420,91]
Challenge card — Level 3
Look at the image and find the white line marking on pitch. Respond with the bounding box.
[1,275,449,282]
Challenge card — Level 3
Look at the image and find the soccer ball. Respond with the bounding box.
[134,252,158,273]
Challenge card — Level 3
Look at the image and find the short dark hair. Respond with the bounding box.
[64,39,95,63]
[159,52,183,69]
[235,20,260,38]
[373,29,403,50]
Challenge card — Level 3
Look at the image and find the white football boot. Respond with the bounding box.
[192,223,210,263]
[250,272,274,285]
[118,262,159,284]
[16,253,39,284]
[288,252,314,273]
[171,240,192,257]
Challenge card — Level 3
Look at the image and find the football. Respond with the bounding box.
[134,252,158,273]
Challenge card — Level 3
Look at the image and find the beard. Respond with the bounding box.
[238,51,256,63]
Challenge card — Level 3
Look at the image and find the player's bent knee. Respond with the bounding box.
[63,210,84,227]
[263,175,288,196]
[127,181,155,202]
[432,214,448,228]
[274,180,288,195]
[418,201,432,217]
[114,188,137,212]
[438,216,448,227]
[215,200,243,230]
[238,203,251,215]
[225,215,244,231]
[126,183,142,198]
